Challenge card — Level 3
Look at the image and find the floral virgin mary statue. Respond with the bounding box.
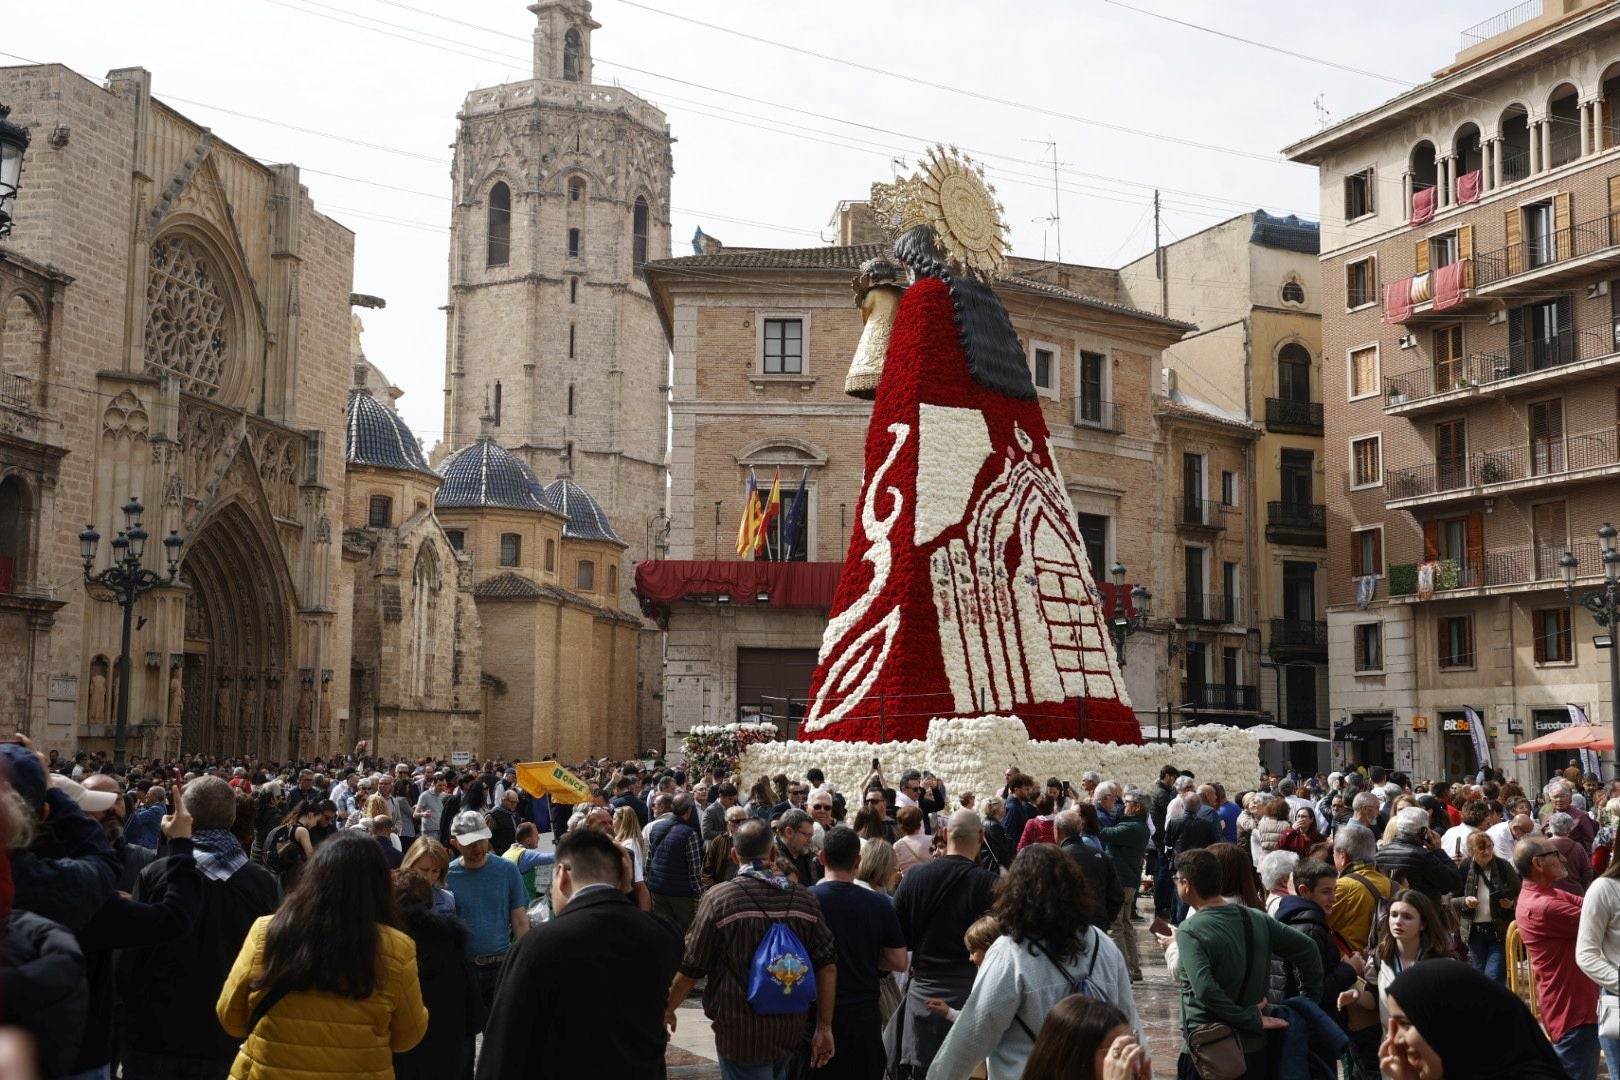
[801,147,1140,746]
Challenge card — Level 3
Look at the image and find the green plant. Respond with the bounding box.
[1454,375,1473,390]
[1390,563,1418,596]
[1479,455,1507,484]
[1436,558,1460,590]
[1392,470,1419,496]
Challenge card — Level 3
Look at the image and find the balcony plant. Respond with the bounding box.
[1478,455,1507,484]
[1453,375,1474,390]
[1435,558,1460,591]
[1391,470,1419,497]
[1386,384,1406,405]
[1389,563,1418,596]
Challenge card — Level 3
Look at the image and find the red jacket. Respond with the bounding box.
[1516,880,1598,1042]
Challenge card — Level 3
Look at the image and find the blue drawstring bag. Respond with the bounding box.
[746,915,818,1015]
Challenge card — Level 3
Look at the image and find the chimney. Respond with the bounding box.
[836,200,888,246]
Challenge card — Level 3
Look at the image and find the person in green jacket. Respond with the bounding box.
[1173,848,1322,1079]
[1100,791,1152,981]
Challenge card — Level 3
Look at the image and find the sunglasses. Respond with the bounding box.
[865,797,885,805]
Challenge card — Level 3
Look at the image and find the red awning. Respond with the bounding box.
[634,560,844,610]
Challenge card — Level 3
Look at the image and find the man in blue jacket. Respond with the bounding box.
[645,792,704,932]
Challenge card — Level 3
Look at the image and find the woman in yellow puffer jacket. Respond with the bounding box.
[217,832,428,1079]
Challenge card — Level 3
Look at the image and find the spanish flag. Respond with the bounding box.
[754,467,783,557]
[736,468,763,556]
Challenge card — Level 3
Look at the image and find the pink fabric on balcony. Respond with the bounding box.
[1410,186,1436,226]
[1456,170,1482,204]
[1433,260,1467,311]
[1384,278,1413,324]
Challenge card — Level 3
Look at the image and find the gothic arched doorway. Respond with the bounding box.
[178,500,295,758]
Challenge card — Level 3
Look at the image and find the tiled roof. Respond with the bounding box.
[345,389,435,475]
[1155,395,1263,435]
[473,572,544,599]
[542,478,623,545]
[435,440,552,511]
[645,245,1192,331]
[1249,210,1321,255]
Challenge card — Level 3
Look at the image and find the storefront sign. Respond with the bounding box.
[451,750,471,765]
[1411,715,1429,732]
[1534,714,1574,733]
[1507,717,1524,735]
[1441,715,1471,733]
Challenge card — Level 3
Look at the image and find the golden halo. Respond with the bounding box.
[875,145,1010,280]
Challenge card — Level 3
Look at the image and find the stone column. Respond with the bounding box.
[1582,102,1595,157]
[1438,157,1453,208]
[1491,138,1504,190]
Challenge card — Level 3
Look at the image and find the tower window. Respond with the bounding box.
[499,533,522,567]
[567,384,575,415]
[563,28,582,82]
[545,538,556,572]
[633,196,650,278]
[578,559,595,590]
[445,529,464,551]
[568,228,581,258]
[368,495,392,528]
[493,381,502,426]
[487,182,510,267]
[569,324,576,358]
[569,178,584,202]
[569,277,578,303]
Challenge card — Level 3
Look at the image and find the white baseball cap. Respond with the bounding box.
[49,774,119,814]
[450,810,492,844]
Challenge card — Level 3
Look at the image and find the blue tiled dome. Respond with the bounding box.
[542,478,622,544]
[345,389,434,474]
[435,440,552,511]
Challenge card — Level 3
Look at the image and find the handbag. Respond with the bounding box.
[1184,907,1255,1080]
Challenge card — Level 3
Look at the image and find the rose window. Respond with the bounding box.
[144,235,233,398]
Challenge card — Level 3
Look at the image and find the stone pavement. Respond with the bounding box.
[665,916,1186,1077]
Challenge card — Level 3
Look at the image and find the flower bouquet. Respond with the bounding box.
[683,721,780,777]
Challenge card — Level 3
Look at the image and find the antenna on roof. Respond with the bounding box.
[1022,136,1063,264]
[1313,94,1332,130]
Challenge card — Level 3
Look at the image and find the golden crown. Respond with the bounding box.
[870,145,1011,280]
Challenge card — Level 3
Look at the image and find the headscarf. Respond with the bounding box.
[1386,960,1566,1079]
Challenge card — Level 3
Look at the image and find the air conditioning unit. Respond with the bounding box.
[1487,309,1507,325]
[1397,334,1417,349]
[1590,281,1610,299]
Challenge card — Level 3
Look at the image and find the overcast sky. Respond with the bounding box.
[8,0,1481,445]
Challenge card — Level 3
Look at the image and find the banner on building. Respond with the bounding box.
[1462,705,1489,770]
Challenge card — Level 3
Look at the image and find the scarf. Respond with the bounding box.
[1387,961,1568,1079]
[735,860,789,890]
[192,828,249,882]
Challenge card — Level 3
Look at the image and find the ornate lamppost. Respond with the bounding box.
[80,497,183,768]
[1560,523,1620,781]
[0,104,30,239]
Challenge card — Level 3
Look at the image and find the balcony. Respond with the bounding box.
[1266,501,1326,547]
[1385,426,1620,509]
[1178,592,1238,625]
[0,373,39,439]
[1177,497,1227,532]
[1182,681,1259,712]
[1269,617,1327,661]
[1073,397,1125,434]
[1264,397,1323,435]
[1388,537,1603,599]
[1384,324,1615,417]
[1473,212,1620,294]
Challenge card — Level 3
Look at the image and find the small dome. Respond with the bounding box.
[542,477,622,544]
[345,389,434,475]
[436,440,552,511]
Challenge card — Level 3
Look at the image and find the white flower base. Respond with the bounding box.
[739,715,1262,805]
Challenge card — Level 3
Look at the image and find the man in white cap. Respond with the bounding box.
[446,810,529,1020]
[81,773,156,891]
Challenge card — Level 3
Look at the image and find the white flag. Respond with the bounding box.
[1462,705,1490,771]
[1568,702,1591,727]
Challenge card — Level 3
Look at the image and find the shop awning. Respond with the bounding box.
[1334,715,1393,740]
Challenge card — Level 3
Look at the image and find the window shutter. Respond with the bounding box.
[1458,224,1474,287]
[1506,207,1523,275]
[1414,237,1430,276]
[1534,612,1549,663]
[1553,193,1572,260]
[1466,513,1485,575]
[1423,520,1440,562]
[1372,529,1383,575]
[1351,534,1364,577]
[1438,615,1449,664]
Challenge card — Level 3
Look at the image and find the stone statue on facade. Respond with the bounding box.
[167,665,183,729]
[88,671,108,728]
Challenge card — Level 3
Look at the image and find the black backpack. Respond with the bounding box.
[264,824,301,875]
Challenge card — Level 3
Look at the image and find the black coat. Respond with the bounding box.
[393,906,486,1080]
[1166,810,1221,855]
[0,910,87,1079]
[1059,837,1123,928]
[1374,835,1463,905]
[475,886,682,1079]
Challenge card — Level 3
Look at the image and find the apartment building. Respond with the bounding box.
[637,204,1193,749]
[1118,211,1328,769]
[1286,0,1620,783]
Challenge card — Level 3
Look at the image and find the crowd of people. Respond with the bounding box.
[2,735,1619,1079]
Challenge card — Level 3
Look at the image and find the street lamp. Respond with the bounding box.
[1561,522,1620,782]
[81,497,183,768]
[1080,562,1152,741]
[0,104,30,239]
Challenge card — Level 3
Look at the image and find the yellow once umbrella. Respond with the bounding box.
[516,761,592,803]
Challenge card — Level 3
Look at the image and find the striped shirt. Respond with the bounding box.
[679,873,837,1063]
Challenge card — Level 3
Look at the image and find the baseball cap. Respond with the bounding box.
[0,742,48,809]
[50,774,119,814]
[450,810,492,844]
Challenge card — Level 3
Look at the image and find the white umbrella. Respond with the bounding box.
[1244,723,1329,743]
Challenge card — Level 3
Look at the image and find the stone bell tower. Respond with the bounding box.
[442,0,673,598]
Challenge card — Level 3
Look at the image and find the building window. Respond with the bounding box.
[1077,350,1106,425]
[492,381,502,426]
[1346,258,1375,309]
[763,318,803,375]
[544,537,556,572]
[1034,347,1054,390]
[1222,645,1240,688]
[1348,345,1379,399]
[1350,435,1382,489]
[1222,562,1239,622]
[1076,512,1108,575]
[608,564,618,596]
[568,324,576,359]
[1438,615,1475,669]
[1533,607,1573,663]
[1428,230,1459,269]
[1532,500,1568,579]
[1281,279,1305,305]
[569,178,585,203]
[1220,470,1237,507]
[1529,398,1565,475]
[1277,343,1311,402]
[486,182,511,267]
[567,384,575,416]
[1344,168,1375,220]
[632,196,649,278]
[1354,623,1383,671]
[1432,324,1464,389]
[569,277,578,303]
[1351,526,1383,577]
[367,495,391,528]
[568,228,581,258]
[1524,201,1555,268]
[1435,419,1468,491]
[578,559,595,590]
[444,529,464,551]
[499,533,521,567]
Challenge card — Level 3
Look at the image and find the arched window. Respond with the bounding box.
[1281,280,1305,305]
[632,196,649,278]
[1548,84,1581,168]
[563,28,582,82]
[567,384,575,415]
[544,537,556,572]
[410,546,441,699]
[487,182,511,267]
[0,476,26,593]
[568,324,576,358]
[1501,105,1531,183]
[1277,343,1311,403]
[500,533,522,567]
[569,178,585,202]
[568,227,581,258]
[1,293,48,404]
[569,277,578,303]
[1409,141,1437,217]
[607,563,618,597]
[367,495,392,528]
[577,559,595,590]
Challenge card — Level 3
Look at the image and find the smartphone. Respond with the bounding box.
[871,757,880,771]
[1150,916,1174,938]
